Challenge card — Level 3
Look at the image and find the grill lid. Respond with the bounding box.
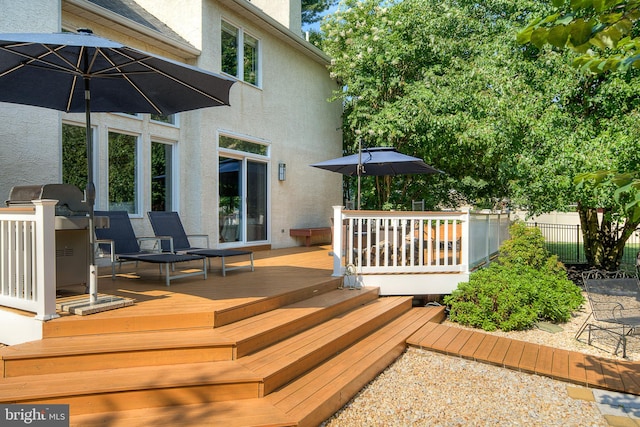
[6,184,88,216]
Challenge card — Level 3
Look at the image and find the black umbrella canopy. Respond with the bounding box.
[311,146,443,209]
[0,29,235,304]
[310,147,442,176]
[0,30,235,114]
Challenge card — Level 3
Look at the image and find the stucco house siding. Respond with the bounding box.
[0,0,342,249]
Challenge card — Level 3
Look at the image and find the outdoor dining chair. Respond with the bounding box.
[94,210,207,286]
[147,211,254,276]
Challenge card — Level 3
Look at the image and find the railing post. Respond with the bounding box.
[33,199,59,321]
[331,205,343,277]
[461,208,470,274]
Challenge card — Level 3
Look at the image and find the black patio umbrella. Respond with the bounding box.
[0,29,235,304]
[310,146,443,209]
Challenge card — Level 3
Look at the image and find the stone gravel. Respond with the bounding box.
[321,293,638,426]
[321,348,606,427]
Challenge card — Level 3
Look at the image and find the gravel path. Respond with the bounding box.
[321,294,639,426]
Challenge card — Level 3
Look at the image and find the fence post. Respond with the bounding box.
[576,224,581,264]
[33,199,59,321]
[331,205,343,277]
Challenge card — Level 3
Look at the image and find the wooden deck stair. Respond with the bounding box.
[0,281,446,426]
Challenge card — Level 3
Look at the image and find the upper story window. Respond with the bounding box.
[221,20,260,87]
[150,114,177,126]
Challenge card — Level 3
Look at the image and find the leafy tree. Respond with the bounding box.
[517,0,640,74]
[62,124,88,191]
[322,0,570,209]
[324,0,640,269]
[302,0,338,25]
[517,0,640,269]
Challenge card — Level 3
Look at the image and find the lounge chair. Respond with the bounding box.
[94,210,207,286]
[576,269,640,358]
[147,211,254,276]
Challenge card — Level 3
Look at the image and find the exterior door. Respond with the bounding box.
[219,156,268,244]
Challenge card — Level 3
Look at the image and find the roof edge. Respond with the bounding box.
[65,0,201,57]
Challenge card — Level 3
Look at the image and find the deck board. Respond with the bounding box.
[502,339,525,370]
[567,351,588,386]
[551,349,570,380]
[457,331,486,360]
[486,337,511,366]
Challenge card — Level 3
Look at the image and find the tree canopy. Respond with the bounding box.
[302,0,338,25]
[517,0,640,74]
[323,0,640,268]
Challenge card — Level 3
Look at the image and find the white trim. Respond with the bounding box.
[220,18,262,88]
[217,131,271,247]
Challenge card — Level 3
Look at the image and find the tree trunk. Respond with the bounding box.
[577,202,640,270]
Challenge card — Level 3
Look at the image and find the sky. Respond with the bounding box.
[302,4,340,32]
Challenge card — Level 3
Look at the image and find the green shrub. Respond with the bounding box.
[443,221,584,332]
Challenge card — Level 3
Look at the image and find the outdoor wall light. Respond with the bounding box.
[278,163,286,181]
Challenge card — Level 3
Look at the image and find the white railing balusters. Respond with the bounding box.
[0,200,58,320]
[331,206,510,279]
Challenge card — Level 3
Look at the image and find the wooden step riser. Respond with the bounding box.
[43,312,215,339]
[235,289,380,358]
[19,382,263,416]
[214,278,342,327]
[70,398,298,427]
[262,298,413,395]
[2,346,234,378]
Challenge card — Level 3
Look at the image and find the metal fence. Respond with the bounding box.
[526,222,640,267]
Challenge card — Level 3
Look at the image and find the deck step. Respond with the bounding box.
[240,296,414,395]
[0,296,417,418]
[266,307,446,427]
[42,278,343,338]
[213,277,344,327]
[65,306,445,426]
[0,287,378,378]
[0,361,263,416]
[219,287,380,358]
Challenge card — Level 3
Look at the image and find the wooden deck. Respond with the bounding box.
[45,245,340,337]
[1,245,640,426]
[407,322,640,395]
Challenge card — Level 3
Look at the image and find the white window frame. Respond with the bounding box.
[217,131,271,246]
[221,19,262,88]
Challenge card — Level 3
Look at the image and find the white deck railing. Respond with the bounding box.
[0,201,58,320]
[331,206,509,277]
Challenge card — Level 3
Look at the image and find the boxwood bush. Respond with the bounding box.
[443,221,584,332]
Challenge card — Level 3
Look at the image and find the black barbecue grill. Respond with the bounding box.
[6,184,91,289]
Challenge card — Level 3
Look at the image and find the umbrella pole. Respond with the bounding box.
[85,76,98,305]
[357,138,362,210]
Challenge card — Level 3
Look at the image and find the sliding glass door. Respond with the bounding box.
[219,156,268,244]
